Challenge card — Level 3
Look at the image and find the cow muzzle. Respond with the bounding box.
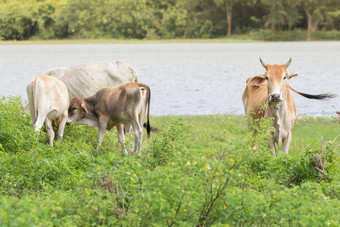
[268,94,283,103]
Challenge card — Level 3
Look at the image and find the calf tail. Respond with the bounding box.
[146,85,151,137]
[289,86,337,100]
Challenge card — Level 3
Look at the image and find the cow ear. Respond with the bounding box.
[246,74,266,87]
[81,103,88,114]
[286,71,298,79]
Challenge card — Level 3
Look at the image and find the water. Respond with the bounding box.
[0,41,339,116]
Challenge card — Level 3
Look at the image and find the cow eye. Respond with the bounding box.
[283,74,287,80]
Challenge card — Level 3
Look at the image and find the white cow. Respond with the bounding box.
[42,60,139,99]
[26,75,69,146]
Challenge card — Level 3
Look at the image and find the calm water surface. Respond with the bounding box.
[0,41,339,116]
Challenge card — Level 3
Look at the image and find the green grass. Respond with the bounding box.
[1,96,340,226]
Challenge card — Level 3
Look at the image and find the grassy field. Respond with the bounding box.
[1,96,340,226]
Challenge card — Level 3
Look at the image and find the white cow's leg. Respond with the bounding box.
[282,132,292,154]
[56,115,67,141]
[131,120,143,153]
[116,124,127,155]
[45,118,55,146]
[33,113,48,132]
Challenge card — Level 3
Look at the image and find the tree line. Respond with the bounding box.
[0,0,339,41]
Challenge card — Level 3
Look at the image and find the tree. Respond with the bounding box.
[261,0,285,33]
[283,0,302,31]
[298,0,332,37]
[214,0,238,36]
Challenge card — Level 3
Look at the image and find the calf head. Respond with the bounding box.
[256,58,298,106]
[68,97,88,122]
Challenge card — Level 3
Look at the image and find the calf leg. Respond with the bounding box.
[131,119,143,153]
[97,119,108,151]
[116,124,127,155]
[124,123,131,134]
[45,118,55,146]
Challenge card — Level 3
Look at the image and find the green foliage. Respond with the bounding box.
[0,97,340,225]
[0,1,37,40]
[0,0,339,40]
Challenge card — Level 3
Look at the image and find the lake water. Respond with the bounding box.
[0,41,339,116]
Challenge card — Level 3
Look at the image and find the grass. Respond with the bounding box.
[1,97,340,226]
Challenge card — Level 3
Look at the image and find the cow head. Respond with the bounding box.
[68,97,88,122]
[257,57,298,105]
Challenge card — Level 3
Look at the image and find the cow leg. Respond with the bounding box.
[56,115,67,142]
[97,118,108,151]
[124,123,131,134]
[282,133,292,154]
[116,124,127,155]
[45,118,55,146]
[268,137,277,157]
[131,119,143,153]
[33,113,48,132]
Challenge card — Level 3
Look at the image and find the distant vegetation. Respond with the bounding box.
[1,96,340,225]
[0,0,340,41]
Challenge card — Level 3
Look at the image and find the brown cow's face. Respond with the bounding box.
[259,58,297,106]
[68,97,88,122]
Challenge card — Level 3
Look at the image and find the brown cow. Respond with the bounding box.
[242,58,336,155]
[68,82,151,153]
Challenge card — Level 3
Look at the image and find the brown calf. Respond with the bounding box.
[68,82,151,154]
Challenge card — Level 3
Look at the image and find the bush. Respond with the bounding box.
[0,98,340,225]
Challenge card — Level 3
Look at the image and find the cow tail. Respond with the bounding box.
[33,77,39,122]
[146,85,151,138]
[289,86,337,100]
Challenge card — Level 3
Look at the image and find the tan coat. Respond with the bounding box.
[68,82,151,154]
[242,58,335,155]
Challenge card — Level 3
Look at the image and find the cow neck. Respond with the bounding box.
[270,83,288,121]
[84,96,96,117]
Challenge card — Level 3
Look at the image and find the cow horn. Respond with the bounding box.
[259,57,267,68]
[284,57,292,68]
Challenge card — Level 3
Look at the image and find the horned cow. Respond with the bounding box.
[242,58,336,155]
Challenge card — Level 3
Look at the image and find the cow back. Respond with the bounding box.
[43,61,139,99]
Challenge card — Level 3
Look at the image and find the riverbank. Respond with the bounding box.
[1,30,340,45]
[1,97,340,225]
[0,37,254,45]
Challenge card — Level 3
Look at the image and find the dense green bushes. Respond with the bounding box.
[0,96,340,225]
[1,0,340,41]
